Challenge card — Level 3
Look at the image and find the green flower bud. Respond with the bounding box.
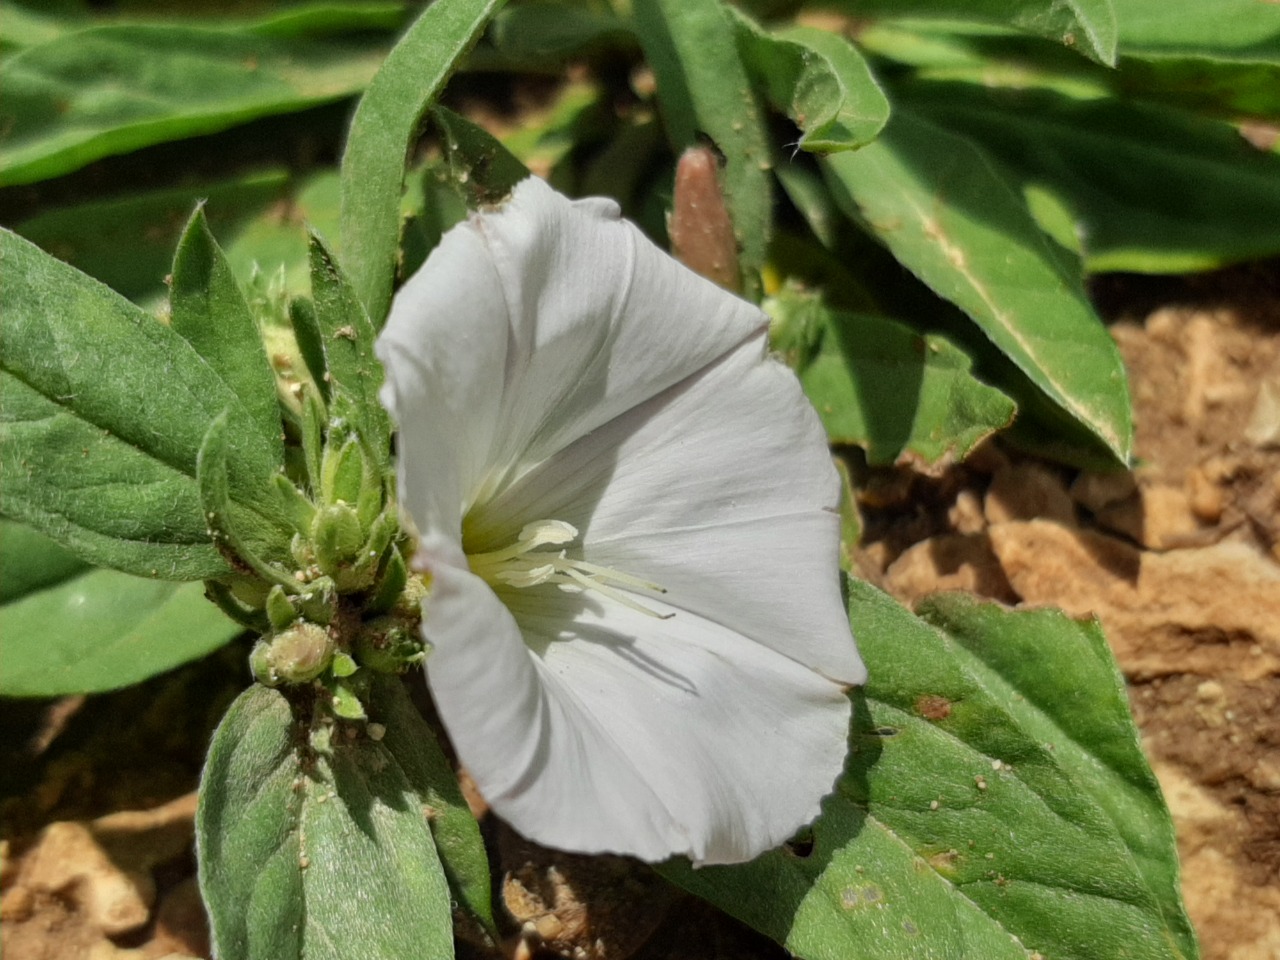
[265,585,298,632]
[354,615,427,673]
[269,621,335,683]
[322,437,367,508]
[250,638,279,686]
[311,502,364,578]
[297,577,337,626]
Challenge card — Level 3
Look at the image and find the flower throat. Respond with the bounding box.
[467,519,672,619]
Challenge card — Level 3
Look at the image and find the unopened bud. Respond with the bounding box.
[311,503,364,577]
[269,621,335,683]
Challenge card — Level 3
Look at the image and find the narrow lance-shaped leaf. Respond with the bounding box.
[171,206,284,459]
[372,675,495,934]
[0,16,399,187]
[821,110,1133,464]
[307,235,392,465]
[1111,0,1280,60]
[198,412,300,591]
[731,12,889,154]
[0,519,239,695]
[0,230,286,578]
[770,291,1016,466]
[338,0,507,328]
[900,81,1280,273]
[633,0,773,292]
[826,0,1118,65]
[666,583,1197,960]
[197,682,457,960]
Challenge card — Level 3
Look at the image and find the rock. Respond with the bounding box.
[983,462,1075,526]
[987,521,1280,680]
[18,821,153,936]
[1155,763,1280,960]
[883,533,1017,605]
[1094,482,1203,549]
[1070,470,1138,515]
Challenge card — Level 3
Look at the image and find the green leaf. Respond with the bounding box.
[1112,0,1280,60]
[0,519,89,604]
[484,0,635,68]
[820,111,1132,464]
[198,412,298,590]
[198,682,457,960]
[0,569,241,696]
[828,0,1118,65]
[902,81,1280,273]
[666,583,1197,960]
[172,207,284,460]
[0,18,396,187]
[372,675,495,934]
[732,14,889,154]
[633,0,773,292]
[771,292,1015,466]
[14,170,291,304]
[434,105,531,208]
[306,235,392,463]
[916,593,1197,958]
[338,0,507,328]
[0,230,286,578]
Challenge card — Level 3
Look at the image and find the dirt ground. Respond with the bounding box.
[2,264,1278,959]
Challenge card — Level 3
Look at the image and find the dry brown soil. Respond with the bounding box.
[3,265,1278,959]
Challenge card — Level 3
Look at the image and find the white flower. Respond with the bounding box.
[375,177,865,866]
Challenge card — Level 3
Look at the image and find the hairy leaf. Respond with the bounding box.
[0,229,287,578]
[667,584,1197,960]
[0,14,397,186]
[771,292,1015,465]
[338,0,506,327]
[198,681,462,960]
[903,80,1280,272]
[821,111,1132,464]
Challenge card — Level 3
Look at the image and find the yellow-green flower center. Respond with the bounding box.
[467,519,671,618]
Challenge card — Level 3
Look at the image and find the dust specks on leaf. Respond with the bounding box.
[840,884,885,910]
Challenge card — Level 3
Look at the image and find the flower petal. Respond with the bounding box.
[422,556,852,865]
[377,176,767,527]
[468,334,866,686]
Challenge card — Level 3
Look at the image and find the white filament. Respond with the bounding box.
[468,520,672,619]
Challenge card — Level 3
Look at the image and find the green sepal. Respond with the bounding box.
[330,651,359,678]
[341,510,398,593]
[298,383,327,496]
[327,673,370,720]
[273,474,316,537]
[288,296,328,400]
[321,437,366,508]
[265,585,298,632]
[296,577,337,627]
[311,503,364,579]
[368,547,408,616]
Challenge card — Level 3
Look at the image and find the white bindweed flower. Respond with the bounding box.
[375,176,865,866]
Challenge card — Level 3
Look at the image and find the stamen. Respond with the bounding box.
[467,519,672,619]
